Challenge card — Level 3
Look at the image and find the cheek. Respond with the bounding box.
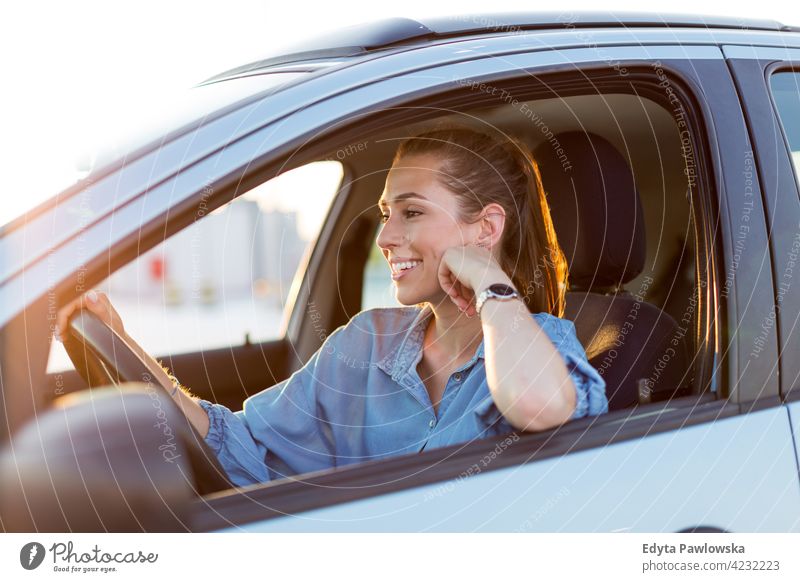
[414,232,448,265]
[407,214,467,268]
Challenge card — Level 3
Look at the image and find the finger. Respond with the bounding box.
[79,292,104,319]
[458,282,470,303]
[56,296,83,340]
[438,264,459,299]
[88,289,109,309]
[446,276,465,306]
[91,290,112,317]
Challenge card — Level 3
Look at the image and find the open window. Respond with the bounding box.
[46,161,343,409]
[362,83,713,413]
[185,65,722,527]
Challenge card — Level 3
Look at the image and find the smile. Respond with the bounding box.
[390,260,422,280]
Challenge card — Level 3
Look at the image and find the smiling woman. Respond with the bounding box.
[382,126,569,318]
[48,125,607,487]
[190,125,605,485]
[372,126,602,429]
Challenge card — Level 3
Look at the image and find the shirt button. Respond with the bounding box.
[428,419,436,428]
[453,372,462,382]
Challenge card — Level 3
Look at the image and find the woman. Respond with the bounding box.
[56,126,608,487]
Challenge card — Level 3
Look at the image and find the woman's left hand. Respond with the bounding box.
[437,244,512,317]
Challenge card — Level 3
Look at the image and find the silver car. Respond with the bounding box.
[2,11,800,532]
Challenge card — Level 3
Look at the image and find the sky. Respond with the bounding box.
[1,0,799,227]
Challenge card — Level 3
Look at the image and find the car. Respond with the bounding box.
[2,11,800,533]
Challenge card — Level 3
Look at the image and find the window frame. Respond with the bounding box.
[723,51,800,406]
[764,62,800,403]
[43,160,347,372]
[347,66,721,404]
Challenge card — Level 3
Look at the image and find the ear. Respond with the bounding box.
[475,203,506,249]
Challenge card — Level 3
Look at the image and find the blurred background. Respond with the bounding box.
[1,0,797,370]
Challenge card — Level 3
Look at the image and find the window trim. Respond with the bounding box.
[766,64,800,196]
[764,62,800,403]
[724,56,800,405]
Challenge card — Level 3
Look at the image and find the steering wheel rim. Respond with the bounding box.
[64,309,233,495]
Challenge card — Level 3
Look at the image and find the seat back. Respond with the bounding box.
[533,131,689,409]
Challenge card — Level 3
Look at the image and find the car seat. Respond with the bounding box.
[533,131,690,410]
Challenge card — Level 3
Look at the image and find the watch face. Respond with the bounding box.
[488,283,517,297]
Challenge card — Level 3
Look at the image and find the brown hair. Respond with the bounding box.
[392,125,568,317]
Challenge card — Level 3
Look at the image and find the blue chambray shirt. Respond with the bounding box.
[197,303,608,487]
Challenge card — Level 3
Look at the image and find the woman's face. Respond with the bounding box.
[377,153,480,306]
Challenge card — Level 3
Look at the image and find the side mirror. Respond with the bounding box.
[0,384,197,532]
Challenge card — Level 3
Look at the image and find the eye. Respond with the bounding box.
[377,209,421,223]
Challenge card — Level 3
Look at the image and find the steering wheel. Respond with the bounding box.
[63,309,233,495]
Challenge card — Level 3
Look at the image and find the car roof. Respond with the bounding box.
[203,11,800,82]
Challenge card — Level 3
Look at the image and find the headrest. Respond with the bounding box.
[533,131,645,290]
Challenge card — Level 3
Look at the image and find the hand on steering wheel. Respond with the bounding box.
[55,290,232,494]
[56,289,126,350]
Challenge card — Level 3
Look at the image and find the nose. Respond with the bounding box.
[376,212,405,253]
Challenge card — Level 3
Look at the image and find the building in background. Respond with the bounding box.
[107,199,305,308]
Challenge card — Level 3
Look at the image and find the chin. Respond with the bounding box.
[394,284,442,307]
[393,285,425,306]
[394,292,424,306]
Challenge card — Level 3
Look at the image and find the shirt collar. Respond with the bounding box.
[376,303,485,381]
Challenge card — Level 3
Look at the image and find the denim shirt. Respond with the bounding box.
[197,304,608,487]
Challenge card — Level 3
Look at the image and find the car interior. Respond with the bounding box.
[40,78,714,495]
[357,92,700,411]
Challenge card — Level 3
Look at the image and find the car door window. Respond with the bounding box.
[47,161,343,372]
[770,71,800,185]
[361,89,706,410]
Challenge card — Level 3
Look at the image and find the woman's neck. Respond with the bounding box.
[423,300,484,363]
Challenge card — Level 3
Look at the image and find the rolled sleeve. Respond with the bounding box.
[195,321,350,488]
[196,399,270,487]
[554,319,608,420]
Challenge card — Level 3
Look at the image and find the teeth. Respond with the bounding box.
[393,260,421,273]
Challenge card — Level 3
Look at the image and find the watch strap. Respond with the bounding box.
[475,283,520,315]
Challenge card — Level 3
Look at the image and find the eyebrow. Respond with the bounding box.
[378,192,429,207]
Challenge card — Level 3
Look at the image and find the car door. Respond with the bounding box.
[187,38,799,531]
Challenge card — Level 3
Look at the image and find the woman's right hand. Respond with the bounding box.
[54,288,212,438]
[55,289,126,343]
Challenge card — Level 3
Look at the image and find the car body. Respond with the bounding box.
[2,11,800,532]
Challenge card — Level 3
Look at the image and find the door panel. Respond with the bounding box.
[785,401,800,510]
[223,407,800,532]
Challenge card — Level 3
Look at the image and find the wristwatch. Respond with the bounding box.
[475,283,520,315]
